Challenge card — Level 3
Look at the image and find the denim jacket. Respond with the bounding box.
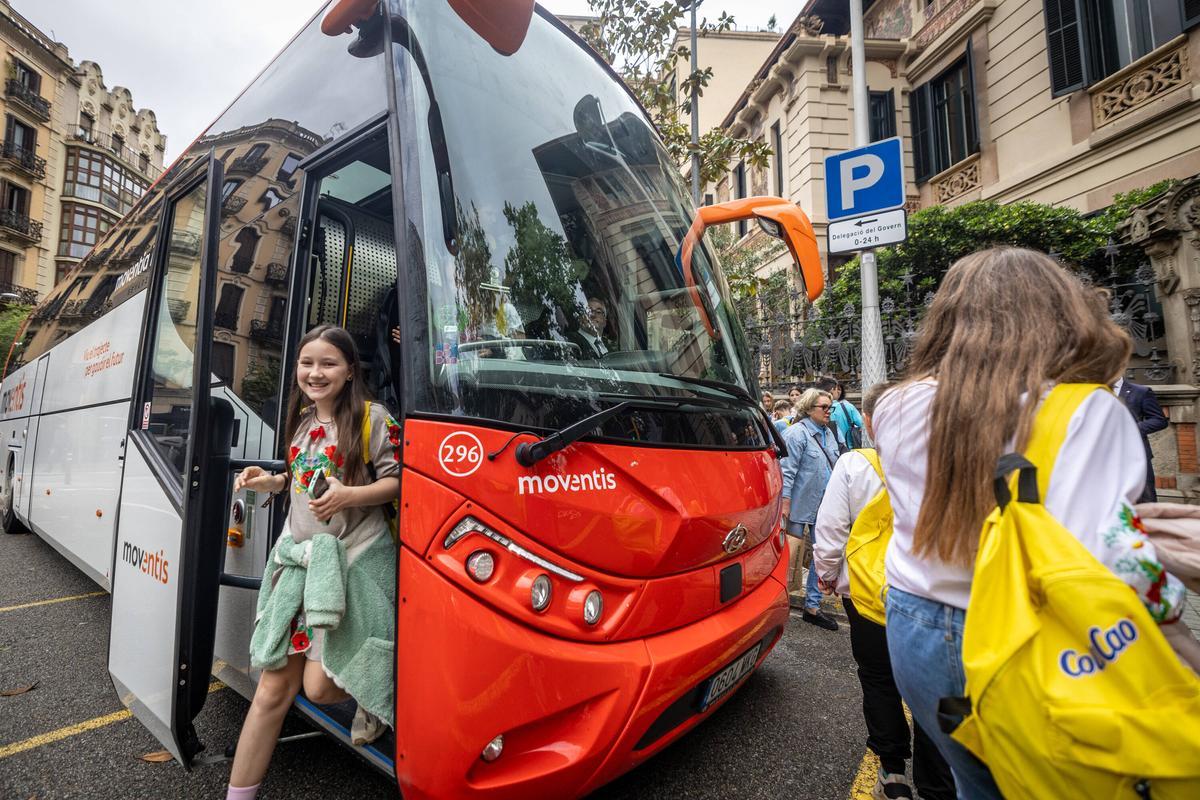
[780,418,840,530]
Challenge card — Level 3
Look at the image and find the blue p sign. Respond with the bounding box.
[824,137,905,222]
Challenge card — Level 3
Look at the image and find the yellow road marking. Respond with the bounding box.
[0,591,106,614]
[850,750,880,799]
[0,681,225,760]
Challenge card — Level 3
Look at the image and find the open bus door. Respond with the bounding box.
[106,154,239,766]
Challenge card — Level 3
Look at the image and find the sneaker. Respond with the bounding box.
[872,768,913,800]
[801,609,839,631]
[351,706,387,746]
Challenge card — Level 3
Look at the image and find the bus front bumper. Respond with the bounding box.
[395,546,789,800]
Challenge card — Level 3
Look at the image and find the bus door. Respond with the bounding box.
[13,352,50,520]
[107,155,236,767]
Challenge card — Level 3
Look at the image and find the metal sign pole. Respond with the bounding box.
[690,1,701,207]
[849,0,886,392]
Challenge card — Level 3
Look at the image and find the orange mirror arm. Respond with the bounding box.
[322,0,379,35]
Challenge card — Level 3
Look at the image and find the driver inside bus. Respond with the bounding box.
[565,296,615,360]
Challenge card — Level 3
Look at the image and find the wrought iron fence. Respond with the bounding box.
[745,263,1170,392]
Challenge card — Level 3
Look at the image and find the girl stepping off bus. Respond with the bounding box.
[226,324,400,800]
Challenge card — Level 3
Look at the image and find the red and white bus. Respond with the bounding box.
[0,1,823,797]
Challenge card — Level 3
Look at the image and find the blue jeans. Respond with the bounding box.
[786,526,823,611]
[884,588,1003,800]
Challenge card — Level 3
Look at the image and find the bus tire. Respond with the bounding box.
[2,455,27,534]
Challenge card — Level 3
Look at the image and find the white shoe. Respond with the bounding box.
[872,767,913,800]
[351,706,387,746]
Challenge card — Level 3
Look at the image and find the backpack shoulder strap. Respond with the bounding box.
[854,448,885,483]
[1023,383,1107,500]
[361,401,372,464]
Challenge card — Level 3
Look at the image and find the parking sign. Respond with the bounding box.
[824,137,905,222]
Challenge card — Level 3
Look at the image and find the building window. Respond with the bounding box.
[215,283,244,330]
[12,59,40,94]
[277,152,303,185]
[63,148,148,215]
[212,341,236,386]
[869,90,896,142]
[0,249,17,286]
[734,161,747,237]
[2,181,29,215]
[58,202,116,259]
[110,133,124,155]
[4,115,35,154]
[139,152,150,172]
[221,179,241,201]
[78,112,94,141]
[703,192,714,206]
[911,55,978,182]
[771,122,784,196]
[230,228,260,274]
[1044,0,1189,96]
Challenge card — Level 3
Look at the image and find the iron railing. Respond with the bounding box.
[250,318,285,343]
[0,141,46,179]
[0,210,42,243]
[5,79,49,120]
[72,128,163,180]
[0,282,37,304]
[744,263,1171,391]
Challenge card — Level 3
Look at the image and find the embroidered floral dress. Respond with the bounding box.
[283,402,401,658]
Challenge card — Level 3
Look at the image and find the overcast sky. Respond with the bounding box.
[22,0,794,162]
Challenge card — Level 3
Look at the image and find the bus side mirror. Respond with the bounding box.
[681,196,824,305]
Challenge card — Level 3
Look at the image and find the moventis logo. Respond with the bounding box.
[121,539,170,585]
[517,469,617,495]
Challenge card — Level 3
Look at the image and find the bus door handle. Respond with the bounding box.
[219,459,286,592]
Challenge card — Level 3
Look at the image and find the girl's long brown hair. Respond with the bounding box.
[284,325,373,486]
[904,247,1130,566]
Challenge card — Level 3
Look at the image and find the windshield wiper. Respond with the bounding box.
[514,396,716,467]
[659,373,789,458]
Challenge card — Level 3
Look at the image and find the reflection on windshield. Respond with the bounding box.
[392,2,764,449]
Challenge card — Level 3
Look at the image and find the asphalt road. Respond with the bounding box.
[0,529,871,800]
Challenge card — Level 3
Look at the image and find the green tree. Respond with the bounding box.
[502,201,581,324]
[580,1,771,186]
[822,182,1176,312]
[0,304,32,372]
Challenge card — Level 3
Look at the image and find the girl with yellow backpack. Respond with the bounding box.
[872,248,1193,799]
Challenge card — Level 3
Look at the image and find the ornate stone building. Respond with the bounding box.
[710,0,1200,280]
[0,0,164,303]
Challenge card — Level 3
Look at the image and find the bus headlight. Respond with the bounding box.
[583,590,603,625]
[466,550,495,582]
[530,574,552,612]
[481,733,504,762]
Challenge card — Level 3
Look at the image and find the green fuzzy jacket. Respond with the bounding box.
[250,531,396,726]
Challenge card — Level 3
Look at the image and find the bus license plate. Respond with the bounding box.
[700,642,762,712]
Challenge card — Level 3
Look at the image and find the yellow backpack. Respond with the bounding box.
[360,401,400,541]
[942,383,1200,799]
[845,448,891,626]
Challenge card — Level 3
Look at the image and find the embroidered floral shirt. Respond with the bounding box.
[283,402,401,556]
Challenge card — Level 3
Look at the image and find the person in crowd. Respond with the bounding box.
[873,247,1185,799]
[772,398,794,432]
[565,296,614,359]
[814,381,956,800]
[226,325,401,800]
[818,376,865,450]
[787,384,805,421]
[762,390,776,416]
[780,388,842,630]
[1113,373,1168,501]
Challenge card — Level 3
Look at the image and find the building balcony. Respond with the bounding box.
[0,141,46,180]
[0,282,38,304]
[221,194,247,217]
[0,210,42,244]
[265,262,288,285]
[250,318,284,343]
[5,80,50,121]
[72,128,163,181]
[169,230,201,257]
[227,152,270,176]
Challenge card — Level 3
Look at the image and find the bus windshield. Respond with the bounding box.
[391,2,765,449]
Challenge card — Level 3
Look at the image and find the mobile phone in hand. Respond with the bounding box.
[309,468,329,500]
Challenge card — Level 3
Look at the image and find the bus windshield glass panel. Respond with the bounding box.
[146,181,208,480]
[390,2,764,449]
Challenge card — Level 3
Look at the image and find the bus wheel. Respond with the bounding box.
[1,456,27,534]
